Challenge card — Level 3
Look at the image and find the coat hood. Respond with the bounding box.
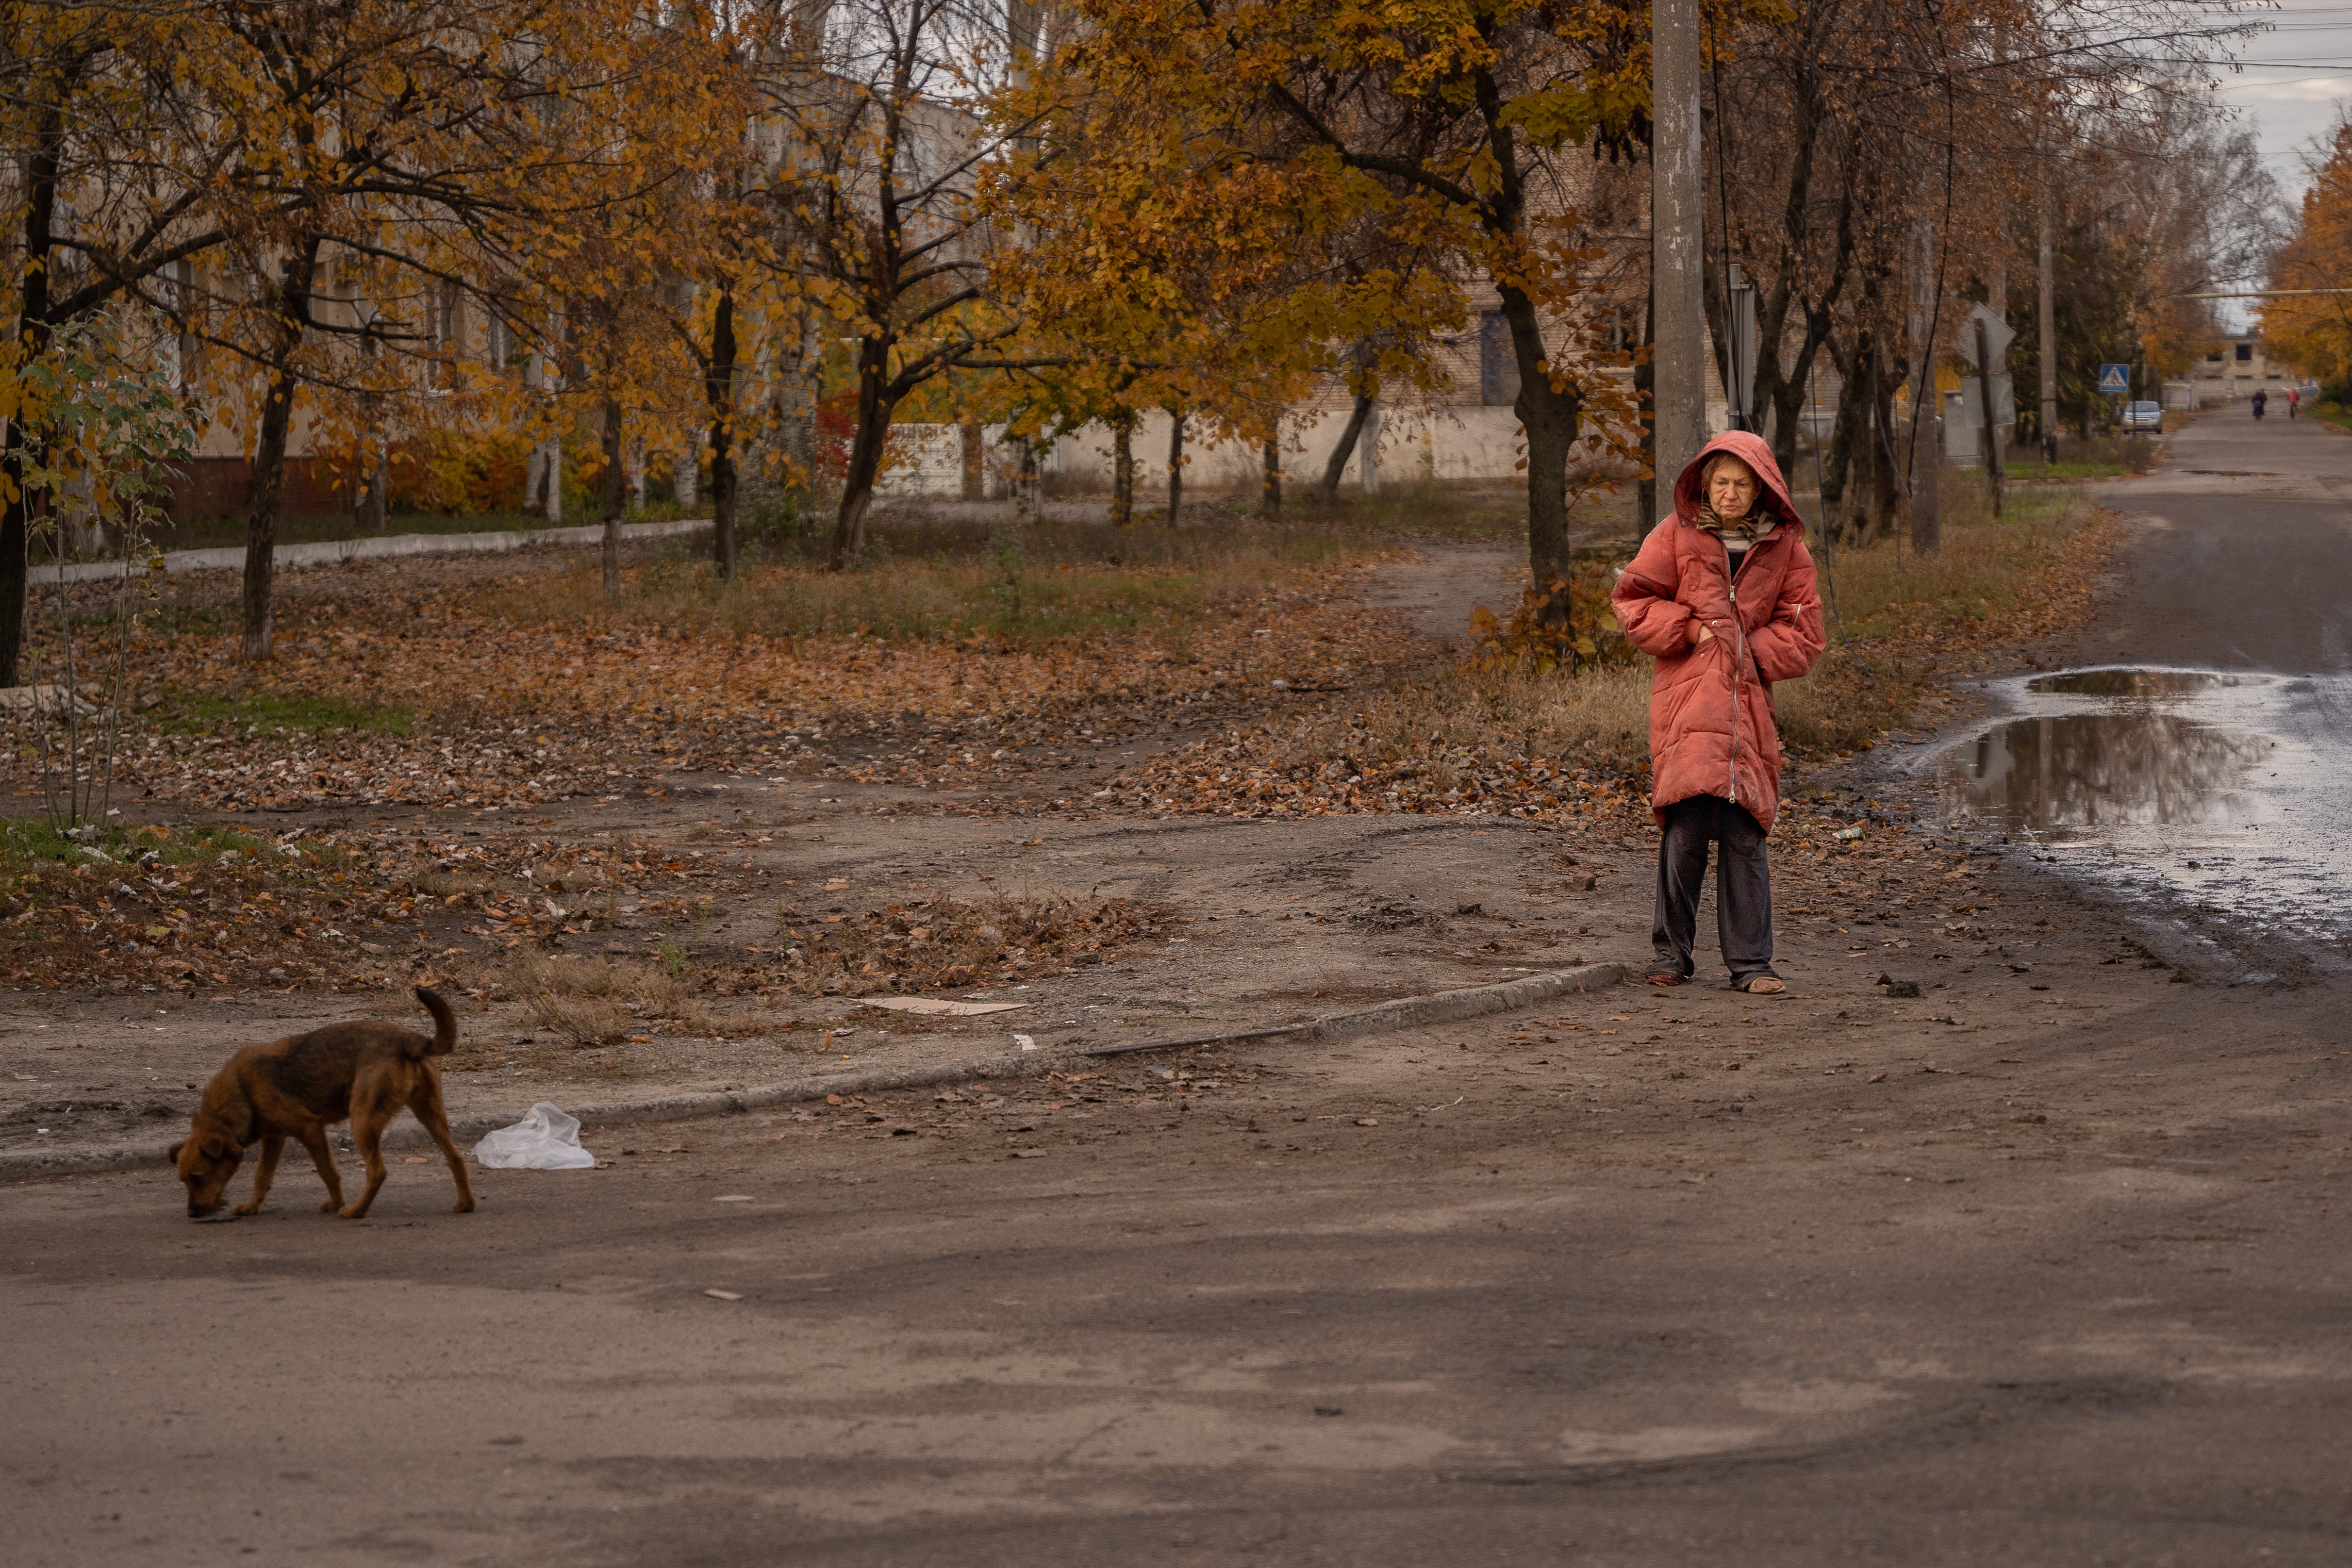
[1671,430,1800,532]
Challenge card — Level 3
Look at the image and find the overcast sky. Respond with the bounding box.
[2186,2,2350,325]
[2213,0,2352,198]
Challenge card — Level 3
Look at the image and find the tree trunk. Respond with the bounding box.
[1907,218,1941,554]
[1908,395,1941,555]
[1,99,66,687]
[358,420,390,531]
[675,435,699,508]
[1499,282,1582,618]
[242,237,324,663]
[1260,437,1280,516]
[705,285,739,578]
[241,374,296,662]
[1165,410,1185,520]
[829,341,893,569]
[1110,413,1135,526]
[536,440,563,523]
[1819,328,1872,547]
[600,392,625,602]
[960,414,984,500]
[1867,355,1901,541]
[710,431,737,581]
[1319,394,1375,503]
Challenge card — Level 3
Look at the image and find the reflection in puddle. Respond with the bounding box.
[2024,667,2249,698]
[1942,713,2272,835]
[1928,664,2352,973]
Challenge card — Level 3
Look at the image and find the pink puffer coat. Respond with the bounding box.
[1609,431,1825,832]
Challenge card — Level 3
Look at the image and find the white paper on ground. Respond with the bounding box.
[472,1101,597,1170]
[860,997,1030,1016]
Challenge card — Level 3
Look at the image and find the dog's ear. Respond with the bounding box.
[199,1130,235,1159]
[166,1140,185,1163]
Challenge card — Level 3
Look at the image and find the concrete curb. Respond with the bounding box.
[34,517,714,586]
[0,961,1625,1182]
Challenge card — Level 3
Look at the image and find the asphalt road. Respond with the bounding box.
[2059,409,2352,674]
[9,430,2352,1566]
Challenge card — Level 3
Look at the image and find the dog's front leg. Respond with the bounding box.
[296,1125,345,1212]
[232,1133,285,1216]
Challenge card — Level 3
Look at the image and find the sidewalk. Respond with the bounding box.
[35,516,714,585]
[0,960,1629,1179]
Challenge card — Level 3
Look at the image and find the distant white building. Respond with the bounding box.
[2187,334,2289,406]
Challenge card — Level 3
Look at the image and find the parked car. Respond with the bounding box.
[2120,400,2164,433]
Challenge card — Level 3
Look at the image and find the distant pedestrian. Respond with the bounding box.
[2289,386,2300,418]
[2253,388,2268,419]
[1612,432,1825,994]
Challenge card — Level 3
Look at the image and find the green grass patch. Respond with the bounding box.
[0,818,271,878]
[147,692,416,736]
[2007,460,2128,481]
[2304,401,2352,435]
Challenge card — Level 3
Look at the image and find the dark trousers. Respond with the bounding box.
[1652,796,1775,982]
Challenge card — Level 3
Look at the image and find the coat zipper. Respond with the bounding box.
[1723,531,1764,804]
[1726,560,1743,804]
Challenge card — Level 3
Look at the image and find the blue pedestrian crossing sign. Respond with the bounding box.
[2098,363,2131,395]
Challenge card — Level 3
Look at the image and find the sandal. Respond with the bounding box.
[1645,970,1687,987]
[1735,974,1787,994]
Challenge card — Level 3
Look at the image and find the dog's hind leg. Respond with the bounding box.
[409,1085,477,1214]
[296,1124,345,1213]
[339,1082,396,1220]
[232,1132,285,1216]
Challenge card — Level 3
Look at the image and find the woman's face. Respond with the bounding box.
[1707,458,1760,521]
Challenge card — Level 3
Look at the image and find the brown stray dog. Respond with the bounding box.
[169,986,477,1221]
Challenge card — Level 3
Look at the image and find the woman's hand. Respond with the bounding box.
[1686,619,1716,646]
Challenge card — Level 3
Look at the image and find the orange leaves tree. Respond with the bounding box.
[992,0,1651,608]
[749,0,1038,570]
[2,0,235,684]
[2267,116,2352,392]
[979,31,1459,520]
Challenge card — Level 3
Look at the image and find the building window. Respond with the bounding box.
[1479,311,1521,408]
[2235,343,2253,363]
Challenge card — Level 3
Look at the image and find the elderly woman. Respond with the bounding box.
[1610,431,1825,993]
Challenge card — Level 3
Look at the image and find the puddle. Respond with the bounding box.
[1929,666,2352,972]
[1945,712,2271,833]
[2023,668,2246,698]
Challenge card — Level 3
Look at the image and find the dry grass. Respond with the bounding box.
[493,951,771,1044]
[1135,482,2107,809]
[478,517,1404,646]
[775,888,1164,996]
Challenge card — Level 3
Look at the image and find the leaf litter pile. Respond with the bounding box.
[0,549,1417,997]
[0,505,2116,1003]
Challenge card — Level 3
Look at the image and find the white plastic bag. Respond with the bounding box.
[473,1101,597,1170]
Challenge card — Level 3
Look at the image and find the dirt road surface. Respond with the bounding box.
[7,437,2352,1564]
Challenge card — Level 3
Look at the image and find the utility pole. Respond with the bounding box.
[1651,0,1707,496]
[2038,194,2058,463]
[1976,315,2005,519]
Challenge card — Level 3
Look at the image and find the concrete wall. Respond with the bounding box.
[962,402,1641,499]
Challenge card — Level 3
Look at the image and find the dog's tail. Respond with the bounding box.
[409,986,458,1057]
